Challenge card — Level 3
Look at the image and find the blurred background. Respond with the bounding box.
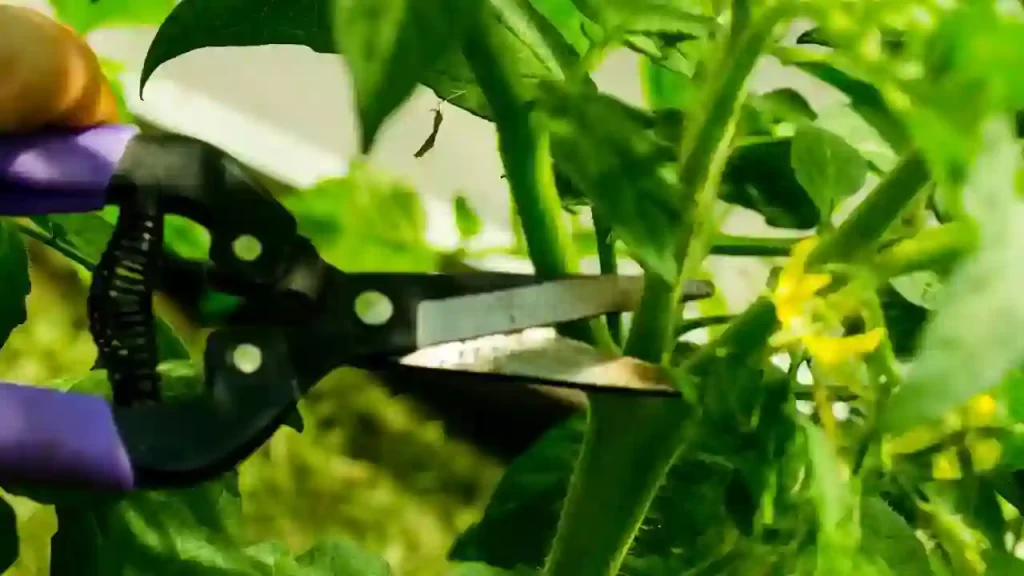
[0,1,845,573]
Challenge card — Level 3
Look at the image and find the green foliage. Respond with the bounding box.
[0,220,29,349]
[7,0,1024,574]
[790,124,868,224]
[882,118,1024,433]
[454,195,483,244]
[0,498,17,573]
[332,0,480,150]
[50,0,175,33]
[537,83,683,281]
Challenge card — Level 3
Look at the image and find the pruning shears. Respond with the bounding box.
[0,125,715,493]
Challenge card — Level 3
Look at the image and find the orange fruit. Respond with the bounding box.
[0,5,119,132]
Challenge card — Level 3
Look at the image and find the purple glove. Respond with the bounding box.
[0,124,139,215]
[0,381,134,491]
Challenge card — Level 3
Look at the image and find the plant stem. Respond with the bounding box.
[16,222,94,271]
[675,314,735,338]
[710,233,800,256]
[463,13,615,351]
[545,8,794,576]
[873,222,977,278]
[626,5,792,364]
[593,212,621,344]
[809,151,932,266]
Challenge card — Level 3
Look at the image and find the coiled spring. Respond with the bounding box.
[88,207,163,406]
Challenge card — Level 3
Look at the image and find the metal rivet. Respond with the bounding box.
[232,235,262,262]
[232,343,262,374]
[354,291,394,325]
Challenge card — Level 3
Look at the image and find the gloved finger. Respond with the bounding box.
[0,5,120,132]
[0,381,134,492]
[0,124,138,215]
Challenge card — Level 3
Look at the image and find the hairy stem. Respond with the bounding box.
[463,13,615,351]
[545,7,794,576]
[626,5,792,363]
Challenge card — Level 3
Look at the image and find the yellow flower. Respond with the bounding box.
[964,394,999,428]
[932,448,960,480]
[929,436,1002,480]
[770,237,885,365]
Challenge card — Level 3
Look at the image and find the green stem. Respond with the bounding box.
[873,222,977,278]
[545,8,794,576]
[730,0,751,43]
[16,222,94,271]
[809,151,931,266]
[463,14,615,351]
[675,314,735,338]
[626,4,793,364]
[593,212,621,344]
[710,233,800,256]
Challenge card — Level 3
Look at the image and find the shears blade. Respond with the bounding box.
[397,329,680,396]
[413,276,713,349]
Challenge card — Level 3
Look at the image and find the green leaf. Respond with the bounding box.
[454,195,483,242]
[0,497,16,573]
[639,57,692,110]
[536,85,682,281]
[21,361,290,576]
[450,562,539,575]
[49,477,262,576]
[520,0,592,55]
[333,0,480,151]
[0,493,55,575]
[720,137,821,230]
[34,213,113,264]
[0,220,29,350]
[571,0,716,38]
[882,117,1024,433]
[452,361,794,572]
[783,59,910,153]
[756,88,817,125]
[877,281,930,360]
[50,0,176,33]
[282,162,437,273]
[293,539,393,575]
[860,496,932,576]
[985,551,1024,575]
[450,417,583,569]
[140,0,332,97]
[140,0,583,123]
[490,0,588,78]
[790,124,869,222]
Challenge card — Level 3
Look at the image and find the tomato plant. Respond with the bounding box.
[4,0,1024,574]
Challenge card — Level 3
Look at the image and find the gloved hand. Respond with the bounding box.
[0,5,137,215]
[0,4,119,132]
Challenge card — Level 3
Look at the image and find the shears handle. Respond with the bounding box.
[0,381,134,491]
[0,124,139,215]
